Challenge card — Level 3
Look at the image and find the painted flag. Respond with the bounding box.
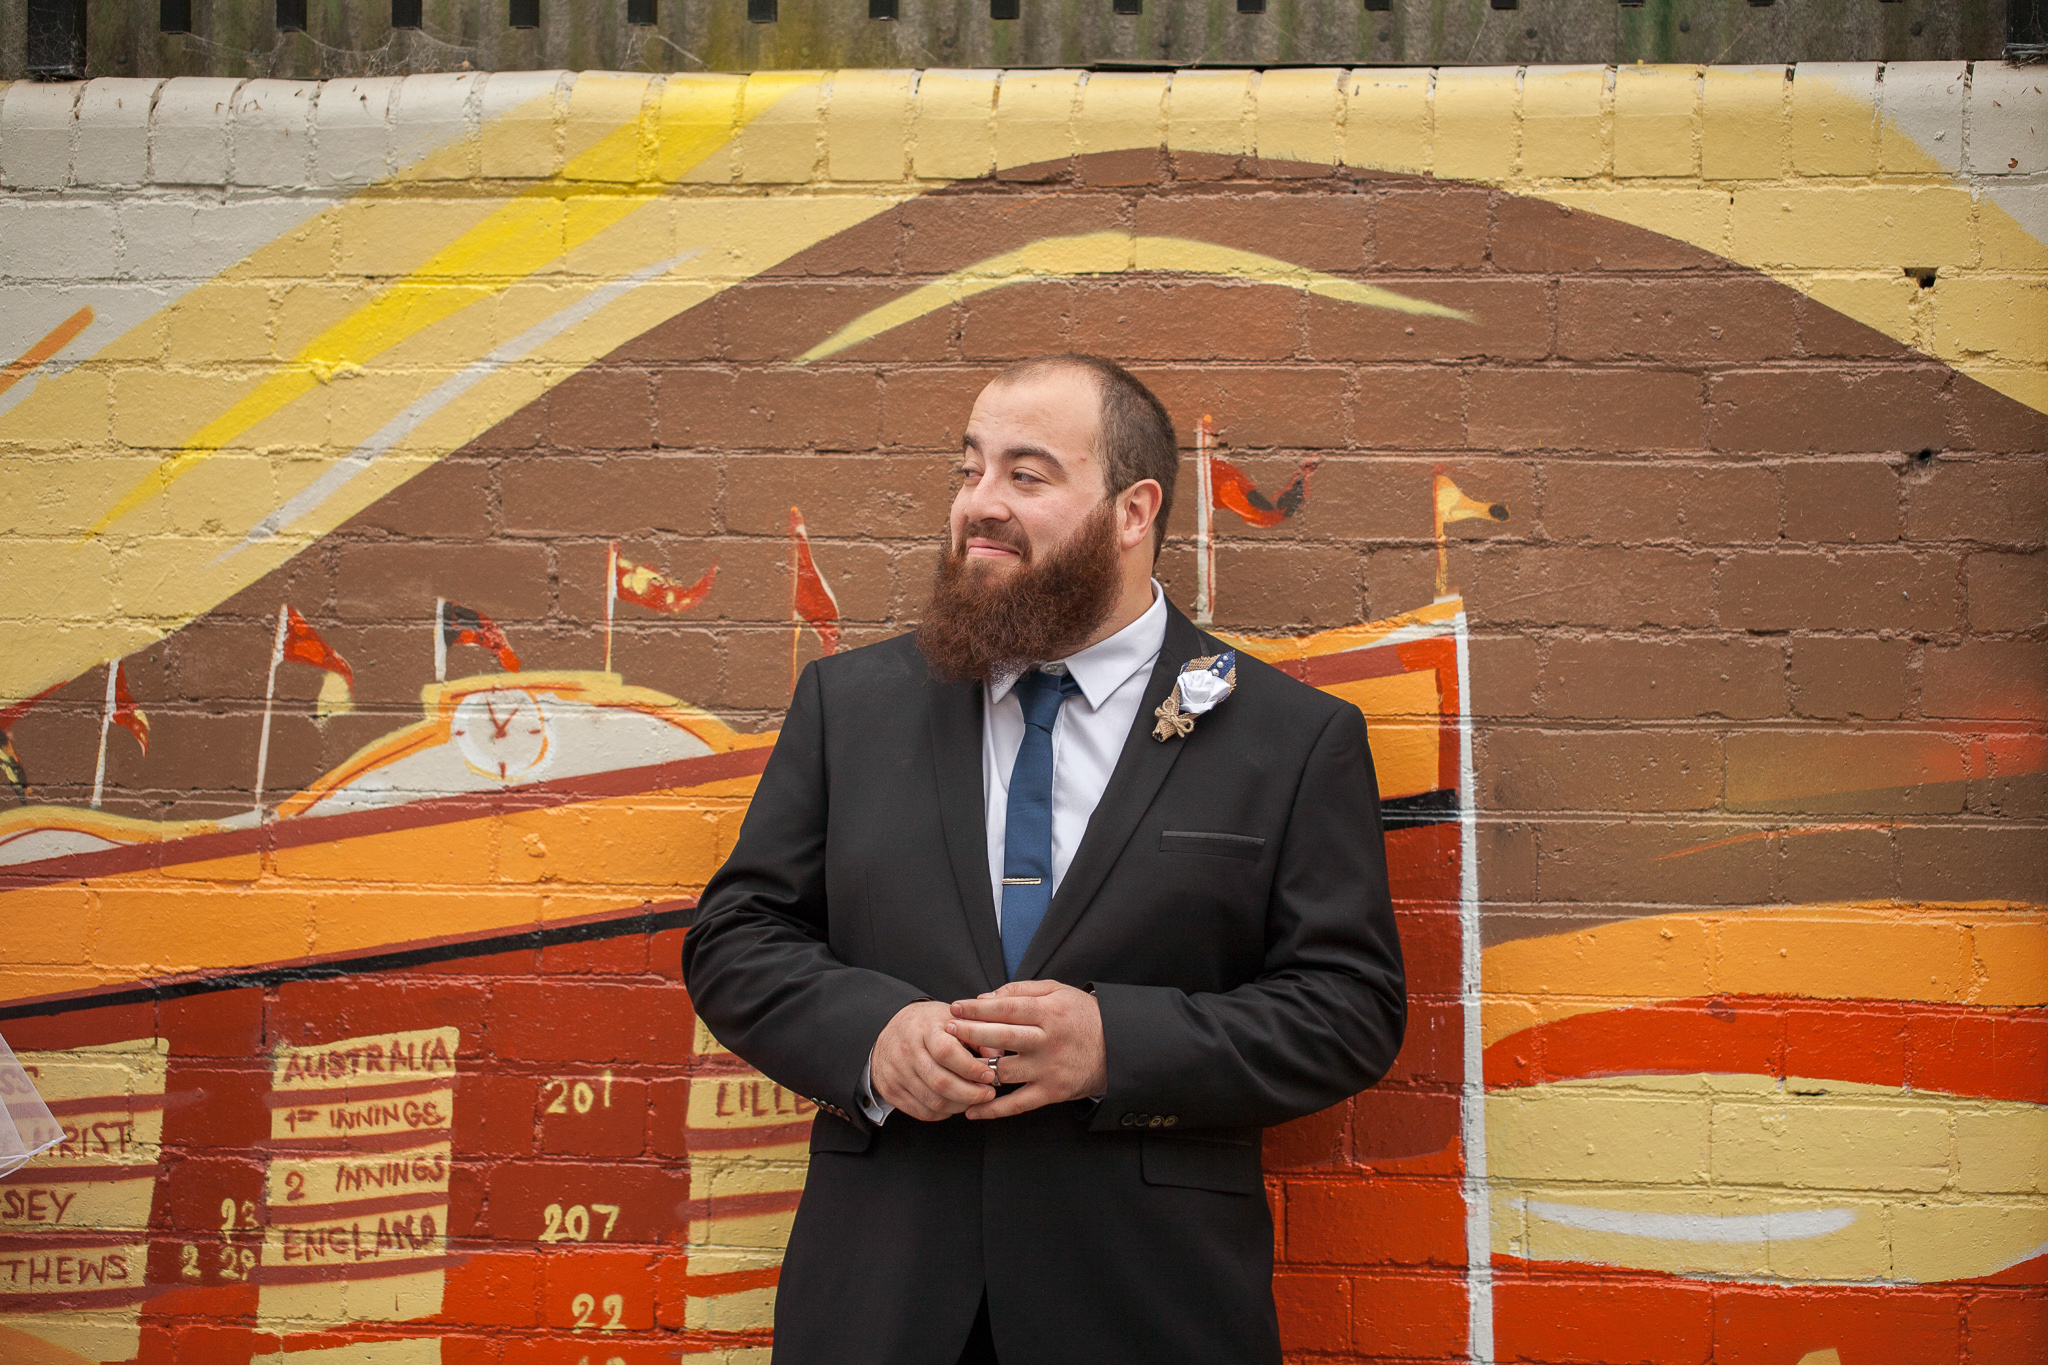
[615,553,717,614]
[281,606,355,720]
[441,601,521,673]
[110,661,149,755]
[789,506,841,656]
[1211,454,1323,529]
[1433,472,1510,532]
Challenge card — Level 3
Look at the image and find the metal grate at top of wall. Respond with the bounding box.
[2,0,2017,81]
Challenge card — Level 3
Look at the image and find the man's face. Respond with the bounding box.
[951,367,1110,571]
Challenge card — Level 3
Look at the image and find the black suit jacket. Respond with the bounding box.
[681,602,1405,1364]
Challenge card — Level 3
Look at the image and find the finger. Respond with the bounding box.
[950,996,1051,1025]
[947,1019,1040,1054]
[965,1081,1056,1121]
[975,979,1064,1000]
[914,1048,997,1106]
[927,1032,1001,1085]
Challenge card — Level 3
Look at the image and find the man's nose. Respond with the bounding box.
[956,475,1011,524]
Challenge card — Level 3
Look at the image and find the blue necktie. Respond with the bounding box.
[1000,668,1082,979]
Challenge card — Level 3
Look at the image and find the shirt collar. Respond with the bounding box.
[989,581,1168,711]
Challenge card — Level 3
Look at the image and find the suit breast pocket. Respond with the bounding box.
[1159,830,1267,862]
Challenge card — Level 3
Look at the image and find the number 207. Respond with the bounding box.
[541,1202,620,1243]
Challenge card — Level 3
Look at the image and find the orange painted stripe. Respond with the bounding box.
[0,306,92,400]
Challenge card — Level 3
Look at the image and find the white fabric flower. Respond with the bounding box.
[1177,659,1234,715]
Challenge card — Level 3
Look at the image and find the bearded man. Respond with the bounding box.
[682,355,1406,1364]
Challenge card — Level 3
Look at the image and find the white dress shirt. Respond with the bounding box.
[861,582,1169,1123]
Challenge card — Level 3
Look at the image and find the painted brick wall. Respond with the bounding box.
[0,64,2042,1365]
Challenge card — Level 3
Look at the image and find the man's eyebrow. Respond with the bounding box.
[1002,443,1063,470]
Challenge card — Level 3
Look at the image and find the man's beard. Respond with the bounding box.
[917,500,1124,685]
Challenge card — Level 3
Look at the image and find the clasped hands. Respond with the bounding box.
[869,981,1107,1122]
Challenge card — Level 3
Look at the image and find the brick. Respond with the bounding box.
[0,79,76,189]
[1134,364,1346,451]
[1878,62,1967,176]
[956,278,1068,360]
[1274,1270,1349,1352]
[1922,640,2048,722]
[724,453,948,539]
[1350,1268,1466,1360]
[656,367,880,452]
[1900,822,2048,902]
[1701,66,1788,180]
[1719,549,1961,634]
[1541,460,1779,544]
[477,71,563,180]
[1788,636,1914,720]
[1905,458,2048,548]
[1340,70,1428,175]
[824,70,913,183]
[1537,815,1776,905]
[1791,63,1881,177]
[1374,183,1490,270]
[1727,728,1967,815]
[994,69,1081,181]
[1253,67,1346,176]
[1542,636,1785,720]
[898,190,1124,277]
[149,77,240,185]
[393,71,479,178]
[1164,70,1251,175]
[1556,276,1798,364]
[334,541,553,623]
[1135,190,1369,274]
[1072,278,1301,362]
[1520,66,1607,180]
[0,199,118,281]
[1431,67,1517,182]
[486,981,692,1065]
[1967,63,2048,177]
[1350,366,1466,450]
[734,74,823,186]
[451,1071,540,1159]
[1708,367,1950,456]
[1453,544,1715,631]
[540,1245,660,1332]
[1968,1292,2048,1362]
[1782,458,1903,543]
[1497,1276,1714,1365]
[544,368,656,451]
[1968,552,2048,633]
[1075,72,1166,187]
[1493,193,1721,273]
[314,76,400,186]
[1713,1285,1962,1365]
[1614,64,1700,179]
[72,79,157,187]
[1483,726,1720,812]
[1953,379,2048,456]
[1797,277,1920,359]
[349,453,495,540]
[1307,277,1549,363]
[486,1158,685,1246]
[1308,452,1521,544]
[231,80,316,187]
[1469,368,1703,453]
[1287,1177,1464,1266]
[911,69,998,181]
[1732,183,1978,272]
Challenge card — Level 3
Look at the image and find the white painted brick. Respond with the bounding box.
[0,80,79,189]
[149,77,241,185]
[315,77,399,186]
[1967,63,2047,177]
[232,79,317,187]
[1878,62,1966,175]
[478,70,565,180]
[0,200,119,280]
[72,79,159,186]
[392,71,479,178]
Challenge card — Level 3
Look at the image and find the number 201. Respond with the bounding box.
[542,1072,615,1115]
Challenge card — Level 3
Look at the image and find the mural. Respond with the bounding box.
[1,64,2043,1364]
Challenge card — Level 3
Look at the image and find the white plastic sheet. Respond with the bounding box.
[0,1029,63,1177]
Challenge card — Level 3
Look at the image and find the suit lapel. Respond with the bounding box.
[1018,603,1210,980]
[926,674,1007,992]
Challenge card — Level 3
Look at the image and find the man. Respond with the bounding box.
[682,355,1406,1364]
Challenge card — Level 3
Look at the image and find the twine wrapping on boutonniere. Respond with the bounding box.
[1152,650,1238,741]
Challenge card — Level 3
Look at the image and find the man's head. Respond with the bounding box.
[918,356,1178,683]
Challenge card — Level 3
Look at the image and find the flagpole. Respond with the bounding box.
[788,511,802,693]
[90,660,117,810]
[604,542,618,675]
[434,598,447,684]
[1194,416,1215,624]
[253,606,289,823]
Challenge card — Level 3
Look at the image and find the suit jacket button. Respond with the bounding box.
[1163,1116,1177,1126]
[1121,1113,1137,1126]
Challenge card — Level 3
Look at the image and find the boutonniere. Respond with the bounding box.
[1152,650,1238,741]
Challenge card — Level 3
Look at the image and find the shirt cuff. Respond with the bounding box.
[858,1054,894,1126]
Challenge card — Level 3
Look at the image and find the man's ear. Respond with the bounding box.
[1116,479,1164,554]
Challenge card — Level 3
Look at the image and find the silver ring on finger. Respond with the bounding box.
[986,1056,1000,1082]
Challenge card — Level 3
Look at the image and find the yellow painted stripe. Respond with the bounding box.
[796,232,1472,363]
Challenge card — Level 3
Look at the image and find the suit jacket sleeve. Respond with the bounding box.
[1088,701,1407,1132]
[680,661,927,1128]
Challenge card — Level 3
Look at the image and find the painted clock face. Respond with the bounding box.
[451,690,553,783]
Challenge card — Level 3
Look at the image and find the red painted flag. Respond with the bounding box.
[281,606,355,719]
[615,553,716,614]
[1211,454,1323,529]
[0,680,62,734]
[789,507,840,656]
[441,601,521,672]
[111,661,149,755]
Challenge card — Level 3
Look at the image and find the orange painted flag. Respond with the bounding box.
[111,661,149,755]
[1433,472,1509,532]
[615,553,716,614]
[282,606,355,719]
[1211,454,1322,529]
[789,507,841,656]
[441,601,521,672]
